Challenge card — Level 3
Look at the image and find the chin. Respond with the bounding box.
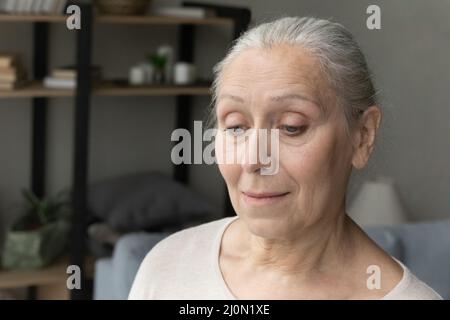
[240,211,292,239]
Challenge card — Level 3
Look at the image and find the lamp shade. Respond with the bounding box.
[347,177,408,227]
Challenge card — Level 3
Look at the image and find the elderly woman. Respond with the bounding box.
[129,17,441,300]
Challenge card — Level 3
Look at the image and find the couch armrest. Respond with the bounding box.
[111,232,170,299]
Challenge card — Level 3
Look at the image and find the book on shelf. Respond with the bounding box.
[0,53,28,90]
[0,53,18,68]
[0,0,68,14]
[44,65,102,89]
[0,68,26,82]
[0,79,28,90]
[43,76,76,89]
[152,6,216,19]
[51,65,101,80]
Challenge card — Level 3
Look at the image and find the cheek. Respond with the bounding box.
[218,162,241,187]
[215,131,243,187]
[279,127,345,183]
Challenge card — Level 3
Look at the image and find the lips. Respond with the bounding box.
[242,190,290,205]
[243,191,289,198]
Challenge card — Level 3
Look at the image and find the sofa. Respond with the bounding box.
[93,218,450,300]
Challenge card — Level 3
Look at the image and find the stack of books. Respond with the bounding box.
[0,0,67,14]
[44,65,101,89]
[0,54,27,90]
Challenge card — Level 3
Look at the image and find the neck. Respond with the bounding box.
[242,206,356,279]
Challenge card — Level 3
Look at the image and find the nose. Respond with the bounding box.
[241,128,274,174]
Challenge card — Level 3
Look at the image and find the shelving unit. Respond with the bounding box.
[0,1,250,299]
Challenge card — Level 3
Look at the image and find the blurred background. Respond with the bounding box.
[0,0,449,300]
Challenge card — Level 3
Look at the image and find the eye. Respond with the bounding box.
[280,125,308,136]
[225,125,247,136]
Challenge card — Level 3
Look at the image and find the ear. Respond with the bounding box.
[351,106,382,169]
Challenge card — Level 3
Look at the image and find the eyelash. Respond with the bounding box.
[224,125,308,137]
[224,126,247,136]
[280,125,308,136]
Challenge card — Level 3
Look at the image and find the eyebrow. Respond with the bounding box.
[218,93,245,103]
[218,93,325,114]
[218,93,312,103]
[270,93,312,103]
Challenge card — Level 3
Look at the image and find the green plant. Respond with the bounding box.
[14,189,71,231]
[2,189,71,269]
[148,52,167,70]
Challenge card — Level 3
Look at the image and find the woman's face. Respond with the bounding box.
[215,44,357,239]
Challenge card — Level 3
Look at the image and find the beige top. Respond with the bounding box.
[129,216,443,300]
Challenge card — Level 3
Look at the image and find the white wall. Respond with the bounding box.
[0,0,449,241]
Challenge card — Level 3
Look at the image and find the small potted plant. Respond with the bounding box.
[1,189,71,269]
[148,52,167,84]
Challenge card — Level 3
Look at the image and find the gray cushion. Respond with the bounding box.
[393,219,450,299]
[93,258,117,300]
[88,172,214,232]
[113,232,170,299]
[366,220,450,299]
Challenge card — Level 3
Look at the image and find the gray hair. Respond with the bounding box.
[207,16,378,132]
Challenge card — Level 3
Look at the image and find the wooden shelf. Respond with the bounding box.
[0,81,74,98]
[95,80,212,96]
[96,15,233,26]
[0,255,95,289]
[0,14,66,23]
[0,14,233,26]
[0,80,212,98]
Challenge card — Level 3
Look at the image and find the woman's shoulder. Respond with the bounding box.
[382,262,443,300]
[129,216,236,299]
[143,216,236,263]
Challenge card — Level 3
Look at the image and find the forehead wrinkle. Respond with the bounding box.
[217,90,330,120]
[271,92,329,117]
[217,50,332,118]
[218,93,245,104]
